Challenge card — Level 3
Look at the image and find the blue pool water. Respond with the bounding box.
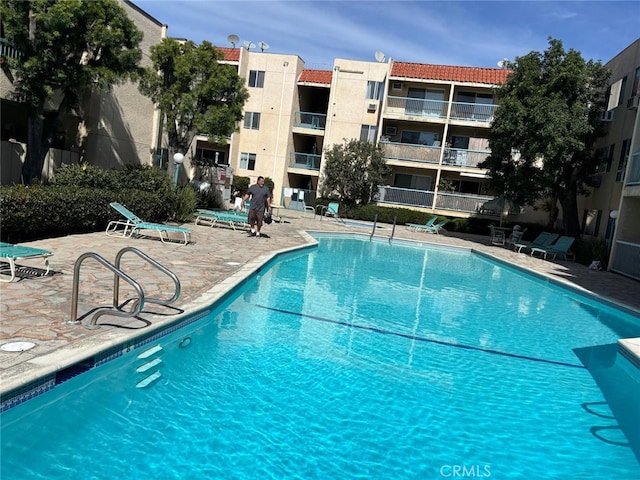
[2,235,640,479]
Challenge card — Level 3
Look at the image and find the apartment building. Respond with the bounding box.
[598,39,640,280]
[193,48,514,219]
[0,0,165,184]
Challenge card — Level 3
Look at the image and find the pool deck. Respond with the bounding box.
[1,211,640,398]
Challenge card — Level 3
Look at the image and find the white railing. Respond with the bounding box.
[450,102,497,122]
[443,148,490,168]
[376,185,494,214]
[386,96,448,119]
[435,191,495,213]
[611,240,640,281]
[381,141,440,164]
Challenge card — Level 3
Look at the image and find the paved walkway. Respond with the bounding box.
[2,211,640,397]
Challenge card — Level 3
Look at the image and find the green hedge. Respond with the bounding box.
[0,165,182,243]
[0,185,176,242]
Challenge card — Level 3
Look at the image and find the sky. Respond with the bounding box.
[134,0,640,69]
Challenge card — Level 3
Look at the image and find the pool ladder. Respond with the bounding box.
[368,214,397,243]
[67,246,181,329]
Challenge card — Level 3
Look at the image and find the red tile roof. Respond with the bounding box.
[299,69,333,84]
[215,47,240,62]
[391,62,510,85]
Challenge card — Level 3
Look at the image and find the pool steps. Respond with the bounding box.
[136,345,164,388]
[136,357,162,373]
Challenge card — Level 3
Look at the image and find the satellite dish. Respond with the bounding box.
[243,40,256,51]
[374,51,385,63]
[227,34,240,47]
[258,41,270,52]
[497,58,509,69]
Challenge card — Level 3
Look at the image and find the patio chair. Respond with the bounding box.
[106,202,192,245]
[194,209,249,231]
[316,202,344,222]
[406,216,438,232]
[530,236,576,260]
[506,227,527,249]
[512,232,559,253]
[423,219,448,234]
[0,241,53,282]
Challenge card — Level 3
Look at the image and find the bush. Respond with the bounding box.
[574,236,610,267]
[174,185,198,222]
[0,164,183,243]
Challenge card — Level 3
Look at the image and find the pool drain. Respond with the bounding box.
[1,341,36,352]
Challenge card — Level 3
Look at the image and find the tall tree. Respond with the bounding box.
[480,38,610,237]
[321,139,390,205]
[0,0,143,184]
[138,38,249,179]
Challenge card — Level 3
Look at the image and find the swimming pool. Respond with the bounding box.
[2,235,639,478]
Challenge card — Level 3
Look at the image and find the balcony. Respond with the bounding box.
[626,151,640,186]
[294,112,327,130]
[289,152,321,171]
[376,185,493,214]
[449,101,497,123]
[381,141,440,164]
[381,141,490,169]
[0,38,21,61]
[386,96,447,120]
[442,148,490,168]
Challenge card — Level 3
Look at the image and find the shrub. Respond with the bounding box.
[174,185,198,222]
[574,236,610,267]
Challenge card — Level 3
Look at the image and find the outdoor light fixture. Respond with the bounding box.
[173,152,184,186]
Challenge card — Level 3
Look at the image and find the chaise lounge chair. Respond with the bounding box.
[194,209,249,231]
[512,232,559,254]
[423,219,448,234]
[0,242,53,282]
[530,236,576,260]
[406,216,437,232]
[106,202,192,245]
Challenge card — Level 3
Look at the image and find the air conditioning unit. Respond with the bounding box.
[385,126,397,136]
[627,96,639,110]
[367,103,377,112]
[392,82,402,90]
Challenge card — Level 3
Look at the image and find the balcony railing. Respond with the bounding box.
[443,148,490,168]
[626,151,640,186]
[386,96,447,119]
[0,38,22,61]
[381,141,490,168]
[381,141,440,164]
[289,152,321,170]
[611,240,640,281]
[376,185,493,214]
[449,101,497,122]
[294,112,327,130]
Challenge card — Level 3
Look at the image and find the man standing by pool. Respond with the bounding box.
[242,176,272,237]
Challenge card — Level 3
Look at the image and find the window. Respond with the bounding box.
[154,148,168,169]
[195,148,227,166]
[618,76,627,106]
[581,209,601,236]
[360,125,377,143]
[392,82,402,91]
[632,67,640,98]
[394,173,432,190]
[366,81,384,100]
[616,139,630,182]
[248,70,265,88]
[595,145,614,173]
[240,152,256,170]
[243,112,261,130]
[400,130,440,146]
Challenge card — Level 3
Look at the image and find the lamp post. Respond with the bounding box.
[173,152,184,186]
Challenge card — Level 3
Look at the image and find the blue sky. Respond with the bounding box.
[134,0,639,69]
